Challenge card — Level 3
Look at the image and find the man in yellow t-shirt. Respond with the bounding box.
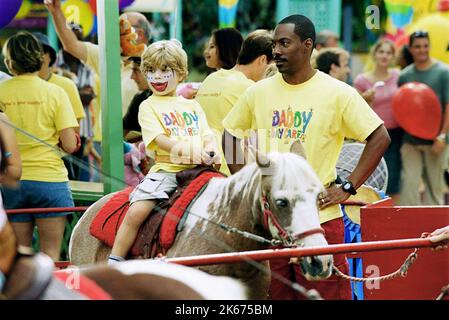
[196,30,274,176]
[108,40,220,265]
[223,15,390,300]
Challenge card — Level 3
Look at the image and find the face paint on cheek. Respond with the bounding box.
[147,69,179,95]
[146,69,175,83]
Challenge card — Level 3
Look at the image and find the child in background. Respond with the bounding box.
[109,40,220,264]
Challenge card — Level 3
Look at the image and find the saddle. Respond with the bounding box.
[90,166,224,258]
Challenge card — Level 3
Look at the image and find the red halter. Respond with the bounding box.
[261,194,325,245]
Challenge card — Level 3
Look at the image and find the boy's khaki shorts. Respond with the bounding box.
[129,171,178,205]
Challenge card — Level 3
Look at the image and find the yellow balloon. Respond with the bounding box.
[61,0,94,38]
[15,0,32,20]
[407,11,449,64]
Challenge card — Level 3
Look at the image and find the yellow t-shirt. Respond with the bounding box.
[196,69,254,176]
[139,95,213,173]
[0,75,79,182]
[48,73,85,121]
[223,71,383,223]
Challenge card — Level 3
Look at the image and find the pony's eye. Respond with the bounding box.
[275,199,289,208]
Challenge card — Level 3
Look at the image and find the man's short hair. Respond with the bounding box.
[316,30,339,48]
[409,30,429,46]
[315,47,348,74]
[278,14,316,46]
[237,29,273,65]
[135,17,152,44]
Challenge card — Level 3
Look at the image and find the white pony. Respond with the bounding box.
[70,147,333,299]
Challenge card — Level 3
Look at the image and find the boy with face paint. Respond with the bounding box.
[109,40,220,264]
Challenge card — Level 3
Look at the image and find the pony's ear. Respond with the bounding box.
[290,140,307,159]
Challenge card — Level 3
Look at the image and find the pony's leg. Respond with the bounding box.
[35,217,66,261]
[110,200,156,260]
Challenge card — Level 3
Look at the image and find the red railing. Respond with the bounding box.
[54,236,442,269]
[6,207,89,215]
[163,237,438,266]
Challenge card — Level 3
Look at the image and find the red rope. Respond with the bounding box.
[6,206,89,215]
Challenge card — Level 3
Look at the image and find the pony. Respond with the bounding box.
[69,147,333,299]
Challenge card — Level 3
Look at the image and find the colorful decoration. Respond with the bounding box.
[219,0,239,28]
[384,0,414,29]
[0,0,23,29]
[392,82,442,140]
[119,0,135,10]
[62,0,94,38]
[88,0,135,16]
[15,0,32,20]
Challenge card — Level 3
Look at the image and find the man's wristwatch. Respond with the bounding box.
[341,180,357,195]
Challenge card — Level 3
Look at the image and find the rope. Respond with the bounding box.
[333,233,429,283]
[333,248,418,282]
[436,284,449,300]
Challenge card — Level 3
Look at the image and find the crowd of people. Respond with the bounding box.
[0,0,448,300]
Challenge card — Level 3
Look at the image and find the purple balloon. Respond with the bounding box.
[1,0,23,29]
[119,0,135,10]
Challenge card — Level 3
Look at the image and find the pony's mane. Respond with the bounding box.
[218,152,323,209]
[228,152,321,186]
[265,152,323,189]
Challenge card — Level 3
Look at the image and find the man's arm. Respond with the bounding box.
[432,103,449,154]
[320,125,390,209]
[347,125,391,189]
[44,0,87,62]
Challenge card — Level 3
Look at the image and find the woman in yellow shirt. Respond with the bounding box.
[0,32,79,261]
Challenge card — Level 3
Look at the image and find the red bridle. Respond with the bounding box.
[261,195,325,245]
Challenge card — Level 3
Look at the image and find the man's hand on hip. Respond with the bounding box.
[318,184,350,210]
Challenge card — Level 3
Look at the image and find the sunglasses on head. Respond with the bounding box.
[410,30,429,38]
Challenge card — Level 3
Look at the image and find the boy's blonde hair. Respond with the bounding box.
[140,39,188,82]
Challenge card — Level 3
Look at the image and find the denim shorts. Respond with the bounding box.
[129,172,178,205]
[2,180,74,223]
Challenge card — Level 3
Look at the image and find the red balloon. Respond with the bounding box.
[392,82,442,140]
